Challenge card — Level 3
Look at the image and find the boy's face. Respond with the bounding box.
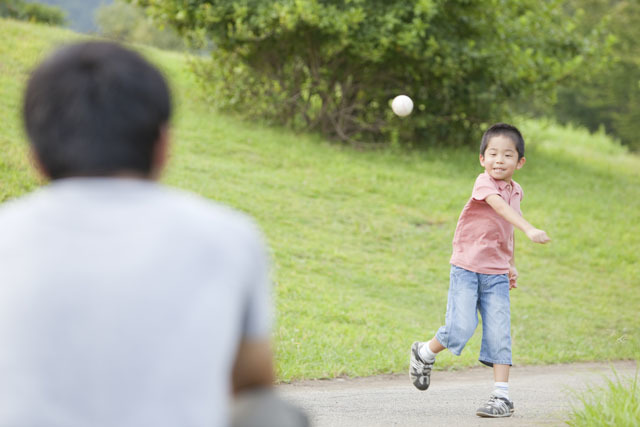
[479,135,525,182]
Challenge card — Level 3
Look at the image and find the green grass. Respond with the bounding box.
[1,18,639,381]
[567,369,640,426]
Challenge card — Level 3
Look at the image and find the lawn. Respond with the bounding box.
[1,18,638,381]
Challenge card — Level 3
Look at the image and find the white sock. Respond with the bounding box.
[493,382,509,400]
[418,341,437,363]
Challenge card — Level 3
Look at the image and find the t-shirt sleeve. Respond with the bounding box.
[241,225,273,339]
[472,173,500,201]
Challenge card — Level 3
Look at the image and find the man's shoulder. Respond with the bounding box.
[0,180,261,243]
[154,185,261,238]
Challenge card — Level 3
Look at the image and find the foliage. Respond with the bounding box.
[96,0,185,50]
[24,0,111,32]
[567,370,640,427]
[553,0,640,151]
[130,0,605,147]
[2,19,640,380]
[1,0,66,25]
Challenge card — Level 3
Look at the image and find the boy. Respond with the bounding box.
[409,123,550,417]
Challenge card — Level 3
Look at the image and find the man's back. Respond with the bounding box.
[0,178,270,426]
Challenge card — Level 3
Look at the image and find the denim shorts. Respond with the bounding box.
[435,265,512,366]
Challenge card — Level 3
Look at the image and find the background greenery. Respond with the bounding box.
[15,1,640,150]
[134,0,608,147]
[1,0,66,25]
[24,0,112,32]
[95,0,185,50]
[567,371,639,426]
[1,19,638,381]
[552,0,640,151]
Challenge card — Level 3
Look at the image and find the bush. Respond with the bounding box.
[553,0,640,151]
[0,0,66,26]
[96,0,185,51]
[133,0,607,146]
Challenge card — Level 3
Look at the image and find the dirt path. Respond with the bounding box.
[277,361,637,427]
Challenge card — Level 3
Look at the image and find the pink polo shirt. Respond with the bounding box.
[449,172,523,274]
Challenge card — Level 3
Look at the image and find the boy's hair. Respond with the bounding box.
[23,41,172,179]
[480,123,525,160]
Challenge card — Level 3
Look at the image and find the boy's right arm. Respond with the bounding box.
[485,194,551,244]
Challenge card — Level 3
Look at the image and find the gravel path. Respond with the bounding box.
[277,361,638,426]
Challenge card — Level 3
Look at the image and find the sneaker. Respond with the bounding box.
[475,394,515,418]
[409,341,434,391]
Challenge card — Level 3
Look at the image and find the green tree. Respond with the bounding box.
[132,0,606,146]
[96,0,185,50]
[1,0,66,26]
[554,0,640,150]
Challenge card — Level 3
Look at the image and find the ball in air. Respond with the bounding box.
[391,95,413,117]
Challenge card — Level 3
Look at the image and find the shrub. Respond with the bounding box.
[0,0,66,26]
[553,0,640,151]
[96,0,185,51]
[133,0,607,146]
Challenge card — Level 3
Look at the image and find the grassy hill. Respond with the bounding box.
[1,18,638,381]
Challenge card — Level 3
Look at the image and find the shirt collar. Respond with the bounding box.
[484,172,517,192]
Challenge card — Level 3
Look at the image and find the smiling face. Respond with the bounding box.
[480,135,526,182]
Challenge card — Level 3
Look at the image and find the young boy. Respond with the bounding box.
[409,123,551,417]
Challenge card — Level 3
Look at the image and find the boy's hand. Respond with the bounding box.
[508,265,518,290]
[525,228,551,244]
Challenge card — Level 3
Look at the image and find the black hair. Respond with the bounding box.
[23,41,172,179]
[480,123,525,160]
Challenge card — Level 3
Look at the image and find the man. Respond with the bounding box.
[0,41,297,427]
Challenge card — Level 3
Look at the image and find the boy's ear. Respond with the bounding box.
[516,156,526,170]
[150,124,170,180]
[479,154,485,167]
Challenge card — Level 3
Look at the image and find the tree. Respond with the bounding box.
[96,0,185,50]
[1,0,66,26]
[553,0,640,150]
[132,0,607,146]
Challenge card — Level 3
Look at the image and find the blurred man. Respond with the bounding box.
[0,41,302,427]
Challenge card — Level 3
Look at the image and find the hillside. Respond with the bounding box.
[1,18,638,380]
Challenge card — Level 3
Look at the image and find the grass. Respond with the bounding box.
[1,18,639,381]
[567,369,640,426]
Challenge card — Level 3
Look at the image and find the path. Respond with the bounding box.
[277,361,637,426]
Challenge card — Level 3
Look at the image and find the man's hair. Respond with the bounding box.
[480,123,525,160]
[23,41,172,179]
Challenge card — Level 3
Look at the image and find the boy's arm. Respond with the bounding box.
[485,194,551,243]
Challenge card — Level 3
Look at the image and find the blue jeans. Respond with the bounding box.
[435,265,512,366]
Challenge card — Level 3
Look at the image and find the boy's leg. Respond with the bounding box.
[494,364,510,383]
[475,272,514,418]
[410,265,480,391]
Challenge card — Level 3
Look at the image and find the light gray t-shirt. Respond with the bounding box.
[0,178,272,427]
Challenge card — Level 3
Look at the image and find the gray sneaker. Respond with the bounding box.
[409,341,433,391]
[475,394,515,418]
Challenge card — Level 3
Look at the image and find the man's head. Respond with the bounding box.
[23,41,172,180]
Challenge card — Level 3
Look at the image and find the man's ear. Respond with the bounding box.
[29,148,50,181]
[150,124,170,180]
[516,156,526,170]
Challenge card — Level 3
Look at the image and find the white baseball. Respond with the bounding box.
[391,95,413,117]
